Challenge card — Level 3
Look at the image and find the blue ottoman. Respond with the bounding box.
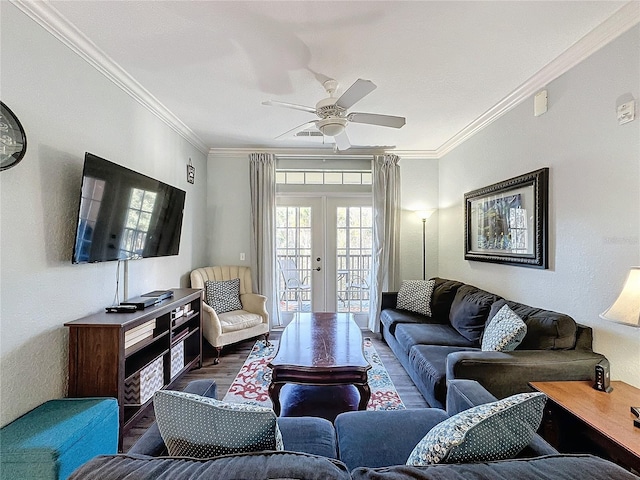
[0,398,118,480]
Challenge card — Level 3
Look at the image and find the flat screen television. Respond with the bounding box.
[72,152,186,264]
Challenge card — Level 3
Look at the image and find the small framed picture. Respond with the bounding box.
[187,159,195,184]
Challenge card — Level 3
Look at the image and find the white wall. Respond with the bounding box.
[207,152,253,266]
[438,26,640,387]
[398,158,439,281]
[0,4,208,426]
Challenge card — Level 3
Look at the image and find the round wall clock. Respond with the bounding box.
[0,102,27,171]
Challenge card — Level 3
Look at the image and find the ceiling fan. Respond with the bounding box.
[262,78,406,150]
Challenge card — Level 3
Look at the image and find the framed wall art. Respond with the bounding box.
[464,167,549,268]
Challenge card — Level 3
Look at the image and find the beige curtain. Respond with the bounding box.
[369,154,401,332]
[249,153,278,327]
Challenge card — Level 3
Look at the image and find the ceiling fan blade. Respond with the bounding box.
[275,121,318,139]
[262,100,316,114]
[335,79,376,110]
[334,130,351,151]
[347,112,406,129]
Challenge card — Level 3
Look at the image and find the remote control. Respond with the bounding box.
[105,305,138,313]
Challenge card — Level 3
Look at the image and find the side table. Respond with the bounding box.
[530,380,640,473]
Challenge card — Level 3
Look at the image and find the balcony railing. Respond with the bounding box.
[277,254,370,313]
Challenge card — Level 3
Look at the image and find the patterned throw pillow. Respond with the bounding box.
[396,279,435,317]
[205,278,243,313]
[154,390,284,458]
[481,304,527,352]
[406,392,546,465]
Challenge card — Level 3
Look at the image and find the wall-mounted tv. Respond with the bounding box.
[72,152,186,264]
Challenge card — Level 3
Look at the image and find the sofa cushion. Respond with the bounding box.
[277,416,338,459]
[218,311,263,333]
[481,304,527,352]
[429,278,465,320]
[335,409,449,471]
[409,345,478,408]
[397,280,436,317]
[396,324,475,355]
[489,299,577,350]
[205,278,243,313]
[406,392,546,465]
[69,452,352,480]
[351,454,640,480]
[153,390,283,457]
[380,309,443,336]
[449,285,502,344]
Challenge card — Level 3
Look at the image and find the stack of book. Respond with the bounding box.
[125,319,156,349]
[171,305,194,327]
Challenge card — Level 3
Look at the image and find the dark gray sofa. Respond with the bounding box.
[381,277,608,408]
[68,379,638,480]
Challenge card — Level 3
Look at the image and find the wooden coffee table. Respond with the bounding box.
[268,312,371,416]
[530,380,640,472]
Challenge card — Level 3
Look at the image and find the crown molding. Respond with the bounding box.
[207,147,439,160]
[436,1,640,158]
[11,0,208,154]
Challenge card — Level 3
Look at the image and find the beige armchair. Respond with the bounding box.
[190,266,269,364]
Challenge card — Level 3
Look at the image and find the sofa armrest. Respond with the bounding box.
[335,408,448,471]
[202,302,223,344]
[381,292,398,311]
[446,379,558,457]
[446,350,606,400]
[127,380,217,456]
[240,293,269,324]
[446,379,498,416]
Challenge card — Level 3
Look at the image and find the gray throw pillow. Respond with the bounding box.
[481,304,527,352]
[154,390,284,458]
[396,280,435,316]
[406,392,546,465]
[205,278,243,313]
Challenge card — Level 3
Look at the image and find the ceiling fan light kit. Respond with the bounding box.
[318,117,347,137]
[263,78,406,150]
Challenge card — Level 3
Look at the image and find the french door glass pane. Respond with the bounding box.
[336,206,372,314]
[276,206,312,312]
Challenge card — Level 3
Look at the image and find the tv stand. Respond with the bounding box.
[65,288,203,450]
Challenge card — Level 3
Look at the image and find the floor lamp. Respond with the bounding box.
[416,210,435,280]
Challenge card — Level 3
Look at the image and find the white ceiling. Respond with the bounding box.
[42,1,631,155]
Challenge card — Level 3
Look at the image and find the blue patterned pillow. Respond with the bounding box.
[481,304,527,352]
[397,279,435,316]
[205,278,243,313]
[154,390,284,458]
[406,392,546,465]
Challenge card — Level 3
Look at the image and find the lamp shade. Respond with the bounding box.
[600,267,640,327]
[416,209,435,220]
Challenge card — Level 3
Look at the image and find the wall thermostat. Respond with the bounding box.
[617,100,636,125]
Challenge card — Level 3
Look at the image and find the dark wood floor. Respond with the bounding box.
[122,330,427,452]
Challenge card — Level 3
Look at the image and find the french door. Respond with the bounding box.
[275,196,372,326]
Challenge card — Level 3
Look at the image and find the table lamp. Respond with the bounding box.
[600,267,640,327]
[599,267,640,426]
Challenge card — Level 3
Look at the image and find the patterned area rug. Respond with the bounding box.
[223,338,405,410]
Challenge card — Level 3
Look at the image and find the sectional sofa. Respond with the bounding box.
[68,379,637,479]
[381,277,608,408]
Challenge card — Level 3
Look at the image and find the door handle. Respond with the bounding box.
[314,267,321,271]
